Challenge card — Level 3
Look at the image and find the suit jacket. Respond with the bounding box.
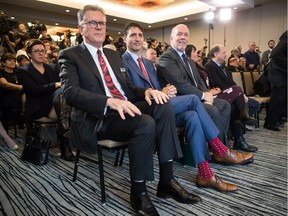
[17,63,59,119]
[58,43,146,153]
[268,31,287,87]
[122,51,161,90]
[261,49,271,66]
[157,47,208,99]
[204,59,236,90]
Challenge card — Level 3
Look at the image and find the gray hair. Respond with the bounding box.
[77,5,106,24]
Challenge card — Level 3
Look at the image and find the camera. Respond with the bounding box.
[66,29,75,39]
[28,21,46,39]
[0,11,18,35]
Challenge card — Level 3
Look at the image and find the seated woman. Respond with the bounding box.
[17,39,74,161]
[0,53,25,131]
[186,44,258,153]
[0,112,18,150]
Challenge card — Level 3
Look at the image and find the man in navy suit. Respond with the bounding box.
[59,5,202,216]
[122,22,253,194]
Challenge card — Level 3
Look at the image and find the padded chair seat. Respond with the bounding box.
[98,140,129,148]
[249,96,270,104]
[33,117,58,123]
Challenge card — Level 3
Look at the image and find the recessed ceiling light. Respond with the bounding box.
[233,7,238,10]
[113,18,117,21]
[148,25,151,28]
[11,17,15,20]
[184,17,188,20]
[55,23,59,26]
[118,32,121,34]
[66,9,70,13]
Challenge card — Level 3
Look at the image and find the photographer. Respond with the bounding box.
[15,23,30,52]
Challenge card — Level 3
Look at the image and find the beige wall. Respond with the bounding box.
[145,0,287,54]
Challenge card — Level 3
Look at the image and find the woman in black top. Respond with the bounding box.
[0,53,24,132]
[18,39,74,161]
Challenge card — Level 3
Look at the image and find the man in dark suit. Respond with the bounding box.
[204,44,258,152]
[58,5,201,216]
[264,31,287,131]
[157,24,231,148]
[122,22,253,193]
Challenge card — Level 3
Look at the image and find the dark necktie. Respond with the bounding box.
[182,54,197,87]
[137,57,154,89]
[97,49,125,100]
[220,65,228,77]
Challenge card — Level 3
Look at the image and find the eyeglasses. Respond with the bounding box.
[81,20,106,29]
[31,49,46,54]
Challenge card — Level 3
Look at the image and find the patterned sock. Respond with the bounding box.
[198,160,214,179]
[208,137,229,156]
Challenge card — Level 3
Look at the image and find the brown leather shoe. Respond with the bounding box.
[212,149,253,165]
[196,175,238,192]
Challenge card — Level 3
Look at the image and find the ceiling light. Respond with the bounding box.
[118,32,121,34]
[113,18,117,21]
[55,23,59,26]
[233,7,238,10]
[205,10,214,21]
[66,9,70,13]
[184,17,188,20]
[11,17,15,20]
[220,8,232,21]
[148,25,151,28]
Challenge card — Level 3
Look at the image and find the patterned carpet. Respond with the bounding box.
[0,116,287,216]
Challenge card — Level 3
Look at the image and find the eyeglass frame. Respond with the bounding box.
[31,49,46,54]
[80,20,107,29]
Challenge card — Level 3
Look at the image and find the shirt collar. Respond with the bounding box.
[127,50,141,63]
[171,46,186,59]
[84,41,103,56]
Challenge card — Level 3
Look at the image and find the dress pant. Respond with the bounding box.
[97,101,182,181]
[171,95,219,164]
[266,85,287,125]
[203,99,231,146]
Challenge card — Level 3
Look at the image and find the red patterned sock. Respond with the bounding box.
[208,137,228,156]
[198,160,214,179]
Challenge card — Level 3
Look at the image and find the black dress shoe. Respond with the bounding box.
[130,192,159,216]
[264,123,281,132]
[157,179,201,204]
[233,136,258,152]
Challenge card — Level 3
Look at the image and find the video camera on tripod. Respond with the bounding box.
[0,11,18,36]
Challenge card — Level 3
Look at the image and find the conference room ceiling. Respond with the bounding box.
[0,0,276,38]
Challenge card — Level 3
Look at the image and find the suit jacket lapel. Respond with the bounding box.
[169,47,195,82]
[124,52,149,83]
[79,43,108,92]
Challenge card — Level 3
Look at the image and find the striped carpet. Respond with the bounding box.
[0,116,287,216]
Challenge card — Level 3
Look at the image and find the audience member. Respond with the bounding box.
[58,5,201,216]
[16,55,30,67]
[143,48,158,69]
[204,44,258,152]
[0,53,25,131]
[237,45,244,58]
[243,41,260,71]
[264,31,287,131]
[227,47,240,65]
[17,39,74,161]
[237,57,248,71]
[122,22,253,192]
[16,39,30,58]
[157,24,231,148]
[261,39,275,66]
[227,57,239,72]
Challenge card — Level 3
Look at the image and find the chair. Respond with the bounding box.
[69,132,129,204]
[232,72,244,91]
[242,72,270,127]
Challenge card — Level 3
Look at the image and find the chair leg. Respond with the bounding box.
[72,150,81,182]
[98,145,106,204]
[114,150,121,167]
[119,148,125,166]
